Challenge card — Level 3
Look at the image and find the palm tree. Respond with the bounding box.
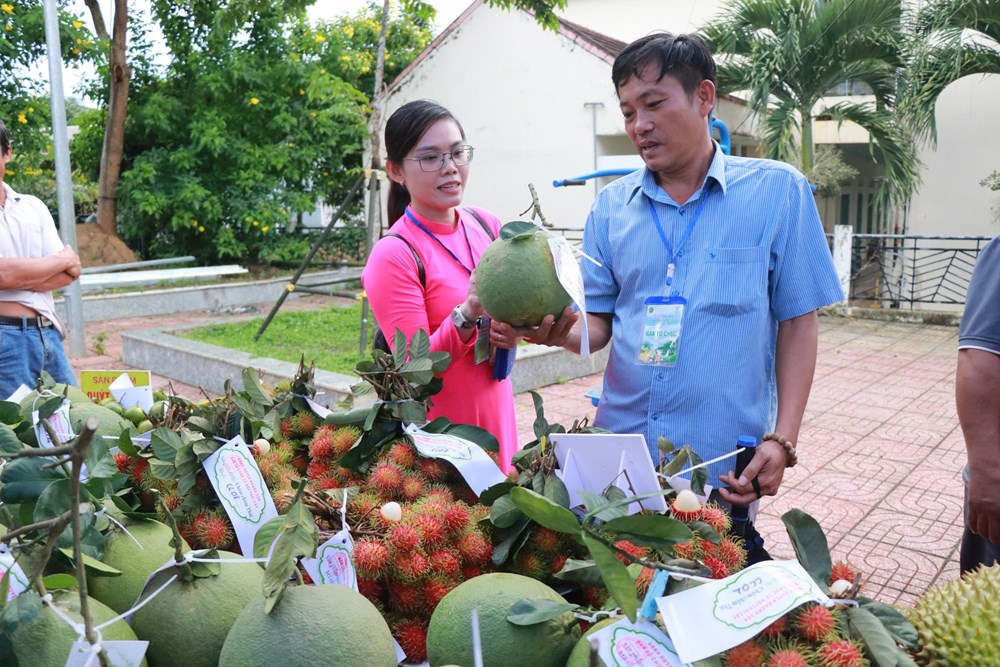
[899,0,1000,146]
[701,0,920,209]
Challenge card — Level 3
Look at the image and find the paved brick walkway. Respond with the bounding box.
[71,305,964,605]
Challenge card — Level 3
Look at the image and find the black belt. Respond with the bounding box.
[0,315,56,328]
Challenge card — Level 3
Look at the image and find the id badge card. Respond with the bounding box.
[638,296,686,366]
[474,315,492,365]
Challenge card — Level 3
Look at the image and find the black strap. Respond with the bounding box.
[384,207,495,289]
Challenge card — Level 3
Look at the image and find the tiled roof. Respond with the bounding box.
[555,15,627,58]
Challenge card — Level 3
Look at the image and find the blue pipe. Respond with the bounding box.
[553,168,636,188]
[710,117,731,156]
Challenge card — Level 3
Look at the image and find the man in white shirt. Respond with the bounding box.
[0,118,81,398]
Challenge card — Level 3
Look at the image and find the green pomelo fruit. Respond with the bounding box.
[476,226,572,326]
[19,383,91,409]
[912,564,1000,666]
[123,405,147,426]
[11,591,146,667]
[88,519,189,615]
[131,551,264,667]
[427,572,579,667]
[16,395,131,446]
[565,617,619,667]
[219,584,397,667]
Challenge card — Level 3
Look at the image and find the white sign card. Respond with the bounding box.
[301,529,357,589]
[586,618,689,667]
[548,236,590,356]
[657,560,831,663]
[65,640,149,667]
[0,552,30,602]
[403,424,506,496]
[109,373,154,413]
[202,436,279,555]
[550,433,669,514]
[5,384,32,403]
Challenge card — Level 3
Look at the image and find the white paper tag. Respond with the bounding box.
[586,618,688,667]
[5,384,32,403]
[0,552,31,601]
[305,396,332,419]
[548,236,590,356]
[65,640,149,667]
[393,638,406,663]
[109,373,154,413]
[301,529,357,589]
[34,400,75,447]
[657,560,830,663]
[202,436,279,555]
[403,424,506,496]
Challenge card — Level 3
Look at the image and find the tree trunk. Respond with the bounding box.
[800,108,814,175]
[90,0,130,237]
[364,0,391,261]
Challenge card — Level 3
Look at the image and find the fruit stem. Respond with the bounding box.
[152,489,194,580]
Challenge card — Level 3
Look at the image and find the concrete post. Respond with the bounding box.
[833,224,852,303]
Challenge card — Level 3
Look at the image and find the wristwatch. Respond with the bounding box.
[450,305,479,329]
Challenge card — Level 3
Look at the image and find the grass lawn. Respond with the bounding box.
[177,302,370,375]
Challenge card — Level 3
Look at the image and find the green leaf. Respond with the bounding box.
[41,573,77,590]
[396,399,428,425]
[115,431,139,457]
[489,495,525,529]
[509,487,582,535]
[399,357,435,385]
[507,598,578,625]
[188,549,221,578]
[529,390,548,439]
[34,479,73,523]
[662,448,690,478]
[0,424,24,455]
[490,518,531,566]
[428,351,451,374]
[0,458,67,504]
[35,396,64,421]
[857,597,919,650]
[192,438,222,459]
[846,606,914,667]
[442,423,499,453]
[409,328,431,359]
[553,558,604,586]
[479,482,515,507]
[583,534,638,621]
[148,459,177,481]
[392,329,408,367]
[58,548,122,576]
[83,439,117,480]
[499,220,541,240]
[253,516,285,559]
[781,509,832,588]
[185,416,216,436]
[578,489,627,522]
[241,368,273,408]
[0,590,42,635]
[585,488,673,519]
[542,473,570,508]
[150,428,184,464]
[0,401,23,426]
[262,500,320,614]
[688,520,722,546]
[602,514,693,550]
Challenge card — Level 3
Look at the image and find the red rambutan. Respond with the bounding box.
[292,412,317,438]
[795,604,837,643]
[515,551,550,581]
[551,553,569,575]
[704,555,730,580]
[369,463,405,498]
[331,426,361,456]
[393,551,429,582]
[725,640,766,667]
[387,441,418,469]
[392,617,428,664]
[278,417,295,438]
[418,457,450,482]
[130,457,150,487]
[386,523,422,554]
[114,452,133,474]
[669,489,702,523]
[829,561,858,585]
[308,429,336,460]
[410,513,447,548]
[388,580,425,613]
[306,459,332,480]
[635,567,655,595]
[583,585,609,607]
[701,503,733,533]
[614,540,649,564]
[353,539,390,578]
[442,503,472,536]
[674,539,700,561]
[532,528,561,553]
[761,615,788,639]
[313,475,341,491]
[455,531,492,565]
[424,486,455,504]
[400,474,427,502]
[816,639,865,667]
[196,510,234,550]
[357,576,382,601]
[423,575,457,609]
[428,549,463,579]
[767,647,811,667]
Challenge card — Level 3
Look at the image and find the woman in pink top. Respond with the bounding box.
[362,100,519,471]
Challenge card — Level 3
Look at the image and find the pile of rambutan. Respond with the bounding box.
[721,560,866,667]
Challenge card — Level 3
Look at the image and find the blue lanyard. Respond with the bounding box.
[405,207,477,275]
[647,184,713,286]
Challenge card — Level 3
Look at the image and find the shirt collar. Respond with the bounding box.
[626,141,728,205]
[1,182,21,206]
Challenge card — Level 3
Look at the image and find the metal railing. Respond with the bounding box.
[846,234,991,308]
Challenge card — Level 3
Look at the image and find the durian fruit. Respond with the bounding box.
[912,564,1000,666]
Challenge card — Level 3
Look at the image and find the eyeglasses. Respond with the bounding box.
[403,145,474,172]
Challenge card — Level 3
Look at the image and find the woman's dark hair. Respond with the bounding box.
[611,32,716,99]
[384,100,465,223]
[0,119,10,155]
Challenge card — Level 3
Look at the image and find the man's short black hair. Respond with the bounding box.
[0,119,9,155]
[612,32,717,99]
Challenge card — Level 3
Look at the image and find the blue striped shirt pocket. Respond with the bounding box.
[696,246,768,317]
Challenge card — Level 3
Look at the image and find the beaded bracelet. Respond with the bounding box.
[763,432,798,468]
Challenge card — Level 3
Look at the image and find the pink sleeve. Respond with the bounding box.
[362,237,474,359]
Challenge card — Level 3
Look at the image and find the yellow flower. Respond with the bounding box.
[313,33,325,43]
[340,55,350,63]
[76,38,82,45]
[73,20,83,29]
[343,26,354,38]
[4,23,11,31]
[191,220,198,227]
[17,113,26,124]
[1,4,13,15]
[72,48,80,55]
[198,226,205,233]
[5,169,12,176]
[299,89,305,95]
[252,220,259,227]
[27,107,32,113]
[249,97,259,105]
[309,111,316,118]
[261,225,269,233]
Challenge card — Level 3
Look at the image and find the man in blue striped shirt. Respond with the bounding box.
[521,33,843,556]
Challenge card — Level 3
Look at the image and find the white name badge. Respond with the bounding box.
[657,560,831,663]
[65,640,149,667]
[638,297,685,366]
[587,618,689,666]
[202,436,279,555]
[0,552,30,601]
[301,529,357,589]
[403,424,506,496]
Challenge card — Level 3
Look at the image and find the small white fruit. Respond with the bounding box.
[252,438,271,455]
[829,579,853,597]
[380,501,402,523]
[674,489,702,513]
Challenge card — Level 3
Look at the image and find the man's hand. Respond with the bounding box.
[516,307,579,346]
[718,439,786,506]
[58,245,82,279]
[968,470,1000,545]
